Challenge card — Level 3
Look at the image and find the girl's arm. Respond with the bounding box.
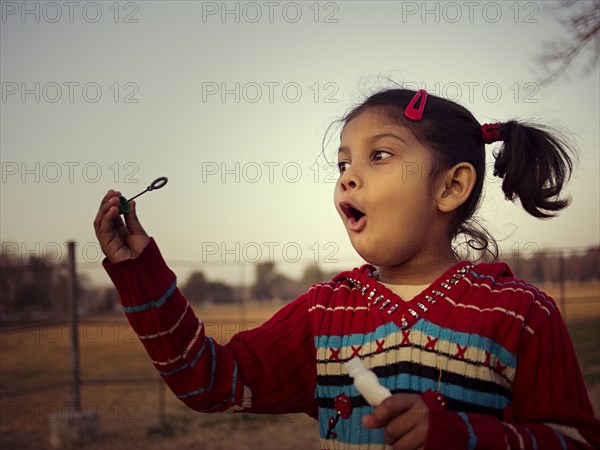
[104,237,318,417]
[420,308,600,449]
[94,190,317,417]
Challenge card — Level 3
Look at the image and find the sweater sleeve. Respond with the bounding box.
[103,238,318,418]
[422,308,600,449]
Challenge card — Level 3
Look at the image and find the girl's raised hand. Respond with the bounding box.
[93,189,150,264]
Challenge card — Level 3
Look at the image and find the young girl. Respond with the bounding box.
[94,88,600,449]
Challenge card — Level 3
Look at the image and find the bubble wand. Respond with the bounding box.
[119,176,168,214]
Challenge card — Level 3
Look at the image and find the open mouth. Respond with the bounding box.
[340,201,367,231]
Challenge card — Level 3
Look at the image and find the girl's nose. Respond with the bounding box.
[339,167,361,191]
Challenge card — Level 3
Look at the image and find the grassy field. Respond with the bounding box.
[1,283,598,450]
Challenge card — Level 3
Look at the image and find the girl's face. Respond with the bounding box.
[334,109,447,268]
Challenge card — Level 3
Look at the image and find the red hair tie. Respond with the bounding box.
[481,123,503,144]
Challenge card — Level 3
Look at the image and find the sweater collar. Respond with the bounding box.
[330,260,511,330]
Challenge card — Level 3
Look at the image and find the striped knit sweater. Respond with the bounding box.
[104,238,600,449]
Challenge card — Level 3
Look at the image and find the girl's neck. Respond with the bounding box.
[376,248,460,286]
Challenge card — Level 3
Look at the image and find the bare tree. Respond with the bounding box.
[539,0,599,85]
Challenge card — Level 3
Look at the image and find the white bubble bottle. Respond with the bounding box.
[346,357,392,406]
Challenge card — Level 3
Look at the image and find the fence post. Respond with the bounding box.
[68,240,81,412]
[50,241,99,449]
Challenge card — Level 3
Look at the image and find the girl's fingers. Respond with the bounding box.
[94,191,120,231]
[100,189,120,205]
[384,413,418,445]
[98,190,121,219]
[94,191,127,259]
[123,201,147,236]
[94,189,149,262]
[99,199,121,233]
[374,394,418,424]
[362,413,386,428]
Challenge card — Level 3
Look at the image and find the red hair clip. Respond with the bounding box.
[404,89,428,121]
[481,123,503,144]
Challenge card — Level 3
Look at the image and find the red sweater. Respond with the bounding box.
[104,238,600,449]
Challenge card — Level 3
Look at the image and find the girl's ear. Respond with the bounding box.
[435,162,477,213]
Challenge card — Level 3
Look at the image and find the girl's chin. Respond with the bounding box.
[351,242,405,268]
[351,245,385,266]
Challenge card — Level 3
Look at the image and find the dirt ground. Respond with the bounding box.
[82,413,322,450]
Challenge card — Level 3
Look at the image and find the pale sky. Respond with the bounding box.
[1,1,599,287]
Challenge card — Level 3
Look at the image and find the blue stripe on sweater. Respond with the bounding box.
[191,338,208,367]
[314,319,516,369]
[458,412,477,449]
[158,336,208,376]
[200,400,227,413]
[552,429,568,450]
[470,272,495,283]
[231,360,238,403]
[316,373,509,410]
[318,405,385,445]
[208,337,217,391]
[159,364,188,377]
[417,320,516,368]
[524,427,538,450]
[177,386,205,399]
[314,321,396,349]
[122,280,177,313]
[176,338,218,399]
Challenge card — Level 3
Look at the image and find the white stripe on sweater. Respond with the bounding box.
[441,294,535,335]
[505,423,525,449]
[151,321,202,366]
[546,423,591,447]
[463,278,552,316]
[138,303,190,340]
[309,304,369,313]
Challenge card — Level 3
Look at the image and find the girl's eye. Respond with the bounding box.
[337,161,350,174]
[373,150,392,161]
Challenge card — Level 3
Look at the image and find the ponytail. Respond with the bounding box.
[491,121,574,218]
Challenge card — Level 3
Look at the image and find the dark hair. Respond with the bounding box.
[333,88,574,260]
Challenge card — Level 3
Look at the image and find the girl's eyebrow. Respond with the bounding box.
[368,132,407,144]
[338,132,407,155]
